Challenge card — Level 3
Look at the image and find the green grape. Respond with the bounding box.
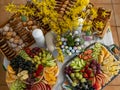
[10,80,26,90]
[92,43,102,60]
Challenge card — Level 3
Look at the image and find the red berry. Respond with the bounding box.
[88,55,92,59]
[35,65,44,77]
[79,54,82,58]
[93,81,101,90]
[83,73,88,78]
[85,64,89,69]
[26,49,31,54]
[80,69,85,73]
[87,69,92,74]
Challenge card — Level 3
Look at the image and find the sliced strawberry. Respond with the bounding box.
[79,54,82,59]
[83,73,89,78]
[84,51,87,55]
[88,55,92,59]
[83,56,89,60]
[93,81,101,90]
[87,49,93,54]
[86,69,92,74]
[80,69,85,73]
[85,64,89,69]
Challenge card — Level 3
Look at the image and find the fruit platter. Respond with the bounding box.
[64,43,120,90]
[6,47,59,90]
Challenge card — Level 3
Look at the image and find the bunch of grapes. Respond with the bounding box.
[10,55,36,74]
[10,80,26,90]
[89,60,101,75]
[74,80,94,90]
[64,66,74,75]
[92,43,102,60]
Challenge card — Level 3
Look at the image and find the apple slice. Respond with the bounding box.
[97,74,105,79]
[102,74,110,85]
[41,81,47,90]
[45,84,51,90]
[37,83,42,90]
[32,84,38,90]
[39,82,45,90]
[37,82,42,90]
[92,77,96,86]
[96,75,102,85]
[97,74,107,86]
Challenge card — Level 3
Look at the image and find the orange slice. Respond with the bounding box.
[48,81,56,86]
[7,65,15,74]
[6,72,16,83]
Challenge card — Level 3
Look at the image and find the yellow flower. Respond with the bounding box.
[102,11,109,18]
[5,3,17,13]
[90,7,98,19]
[95,21,104,29]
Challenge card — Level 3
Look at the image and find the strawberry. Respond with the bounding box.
[83,56,88,60]
[84,51,88,55]
[88,55,92,59]
[85,64,89,69]
[83,73,88,78]
[87,49,93,54]
[86,69,93,78]
[80,69,85,73]
[93,81,101,90]
[86,69,92,74]
[24,48,31,53]
[35,64,44,77]
[79,54,82,59]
